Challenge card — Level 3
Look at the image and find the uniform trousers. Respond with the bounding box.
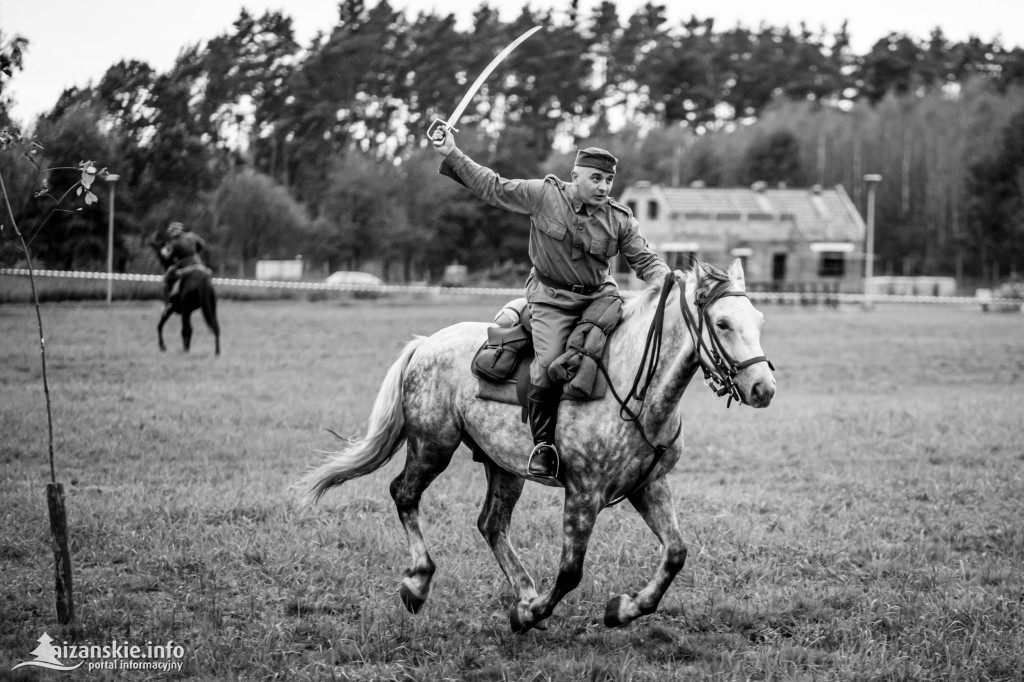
[525,271,617,387]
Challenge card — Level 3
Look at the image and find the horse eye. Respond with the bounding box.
[715,319,729,331]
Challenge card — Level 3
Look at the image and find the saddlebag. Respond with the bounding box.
[471,324,532,383]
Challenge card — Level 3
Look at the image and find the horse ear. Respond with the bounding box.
[728,258,746,291]
[693,261,708,286]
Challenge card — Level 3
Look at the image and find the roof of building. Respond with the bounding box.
[625,183,865,243]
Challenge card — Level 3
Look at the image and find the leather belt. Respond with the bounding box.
[533,269,602,295]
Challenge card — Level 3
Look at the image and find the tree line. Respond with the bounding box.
[2,0,1023,285]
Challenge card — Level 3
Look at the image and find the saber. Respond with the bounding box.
[427,25,542,138]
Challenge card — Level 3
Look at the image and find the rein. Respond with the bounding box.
[581,272,682,506]
[582,269,773,506]
[679,274,774,408]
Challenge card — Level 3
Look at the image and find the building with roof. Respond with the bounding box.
[616,181,867,292]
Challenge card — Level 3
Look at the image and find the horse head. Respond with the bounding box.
[679,259,775,408]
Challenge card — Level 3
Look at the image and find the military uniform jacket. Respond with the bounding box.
[444,149,671,296]
[162,232,206,267]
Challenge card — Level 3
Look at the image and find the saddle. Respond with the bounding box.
[168,263,212,301]
[472,297,618,409]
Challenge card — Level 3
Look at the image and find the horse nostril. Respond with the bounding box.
[751,380,774,406]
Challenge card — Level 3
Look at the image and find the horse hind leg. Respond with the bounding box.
[157,305,174,352]
[181,311,193,352]
[604,476,687,627]
[389,434,458,614]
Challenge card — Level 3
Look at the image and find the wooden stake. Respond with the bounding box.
[46,482,74,625]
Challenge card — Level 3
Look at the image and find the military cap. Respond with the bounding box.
[574,147,617,174]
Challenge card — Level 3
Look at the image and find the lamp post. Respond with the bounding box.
[104,174,120,305]
[863,174,882,310]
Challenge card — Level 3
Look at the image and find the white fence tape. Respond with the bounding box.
[1,268,1017,307]
[0,268,522,297]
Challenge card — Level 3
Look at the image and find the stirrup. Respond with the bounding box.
[528,442,560,480]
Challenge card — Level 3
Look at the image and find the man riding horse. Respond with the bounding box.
[430,129,672,481]
[304,28,773,633]
[148,221,220,355]
[156,221,206,303]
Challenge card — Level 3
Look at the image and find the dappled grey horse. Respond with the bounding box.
[303,259,775,632]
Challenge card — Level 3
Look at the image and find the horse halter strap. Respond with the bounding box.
[679,274,774,407]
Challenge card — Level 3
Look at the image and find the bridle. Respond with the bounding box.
[581,269,773,506]
[677,270,774,407]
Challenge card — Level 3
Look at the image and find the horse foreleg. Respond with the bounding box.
[181,311,193,352]
[509,490,601,633]
[604,476,687,627]
[201,294,220,355]
[389,437,456,614]
[478,461,540,609]
[157,305,174,352]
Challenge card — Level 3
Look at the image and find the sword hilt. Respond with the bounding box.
[427,119,459,139]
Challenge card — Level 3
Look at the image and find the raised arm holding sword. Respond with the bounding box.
[429,26,671,481]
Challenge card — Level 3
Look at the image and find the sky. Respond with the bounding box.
[3,0,1023,127]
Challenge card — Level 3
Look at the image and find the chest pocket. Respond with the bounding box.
[535,214,568,241]
[588,237,615,257]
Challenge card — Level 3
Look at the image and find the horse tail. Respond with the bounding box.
[302,336,425,504]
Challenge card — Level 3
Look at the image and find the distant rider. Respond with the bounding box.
[159,221,206,301]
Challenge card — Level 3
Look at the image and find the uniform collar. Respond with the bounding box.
[569,185,599,216]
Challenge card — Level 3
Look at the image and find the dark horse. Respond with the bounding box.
[150,244,220,355]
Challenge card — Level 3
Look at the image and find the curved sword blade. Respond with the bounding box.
[430,25,542,135]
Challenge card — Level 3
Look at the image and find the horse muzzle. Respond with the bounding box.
[739,361,776,408]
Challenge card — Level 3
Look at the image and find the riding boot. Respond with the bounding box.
[527,383,561,480]
[169,279,181,301]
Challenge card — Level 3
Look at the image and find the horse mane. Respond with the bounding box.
[622,261,732,321]
[621,280,666,321]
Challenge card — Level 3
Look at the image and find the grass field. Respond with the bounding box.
[1,297,1022,681]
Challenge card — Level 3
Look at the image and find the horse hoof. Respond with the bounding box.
[509,609,528,634]
[509,601,534,634]
[399,583,426,614]
[603,594,632,628]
